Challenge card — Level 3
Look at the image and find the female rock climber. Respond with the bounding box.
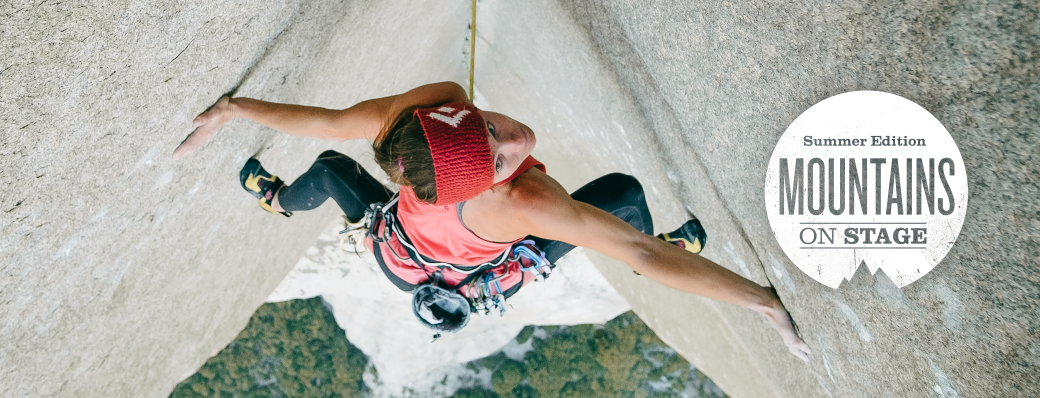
[172,81,811,361]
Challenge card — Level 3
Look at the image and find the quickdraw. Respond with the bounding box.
[511,240,553,282]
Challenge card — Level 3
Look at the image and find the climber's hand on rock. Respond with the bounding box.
[173,96,234,160]
[783,327,812,363]
[762,288,812,363]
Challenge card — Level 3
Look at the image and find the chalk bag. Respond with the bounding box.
[411,284,471,333]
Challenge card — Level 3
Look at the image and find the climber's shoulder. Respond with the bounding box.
[503,168,569,209]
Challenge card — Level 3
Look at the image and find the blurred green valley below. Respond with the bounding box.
[170,297,727,398]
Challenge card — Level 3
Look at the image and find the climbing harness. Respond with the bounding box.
[369,196,510,275]
[344,194,555,334]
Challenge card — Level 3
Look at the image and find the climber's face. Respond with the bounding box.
[481,110,536,184]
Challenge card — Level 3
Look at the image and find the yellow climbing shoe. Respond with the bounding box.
[239,158,292,217]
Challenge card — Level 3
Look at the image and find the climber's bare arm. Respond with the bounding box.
[511,172,771,308]
[506,171,812,361]
[173,81,468,159]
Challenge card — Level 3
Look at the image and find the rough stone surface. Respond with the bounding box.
[1,1,470,396]
[549,1,1037,397]
[475,0,1038,396]
[3,0,1037,396]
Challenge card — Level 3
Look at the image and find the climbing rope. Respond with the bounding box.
[468,0,477,102]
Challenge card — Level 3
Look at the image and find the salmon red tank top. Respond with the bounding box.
[395,156,546,265]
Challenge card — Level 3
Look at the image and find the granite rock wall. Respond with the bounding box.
[548,1,1038,397]
[1,1,471,396]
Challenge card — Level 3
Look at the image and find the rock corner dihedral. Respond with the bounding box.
[764,91,968,289]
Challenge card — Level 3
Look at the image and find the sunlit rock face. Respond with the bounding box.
[268,220,631,396]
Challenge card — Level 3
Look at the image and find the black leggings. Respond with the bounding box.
[278,151,653,263]
[278,150,393,221]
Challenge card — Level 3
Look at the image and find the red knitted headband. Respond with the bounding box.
[415,103,493,205]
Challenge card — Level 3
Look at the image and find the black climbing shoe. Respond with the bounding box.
[240,158,291,217]
[658,218,707,254]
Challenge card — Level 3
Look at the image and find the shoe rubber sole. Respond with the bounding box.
[240,158,267,200]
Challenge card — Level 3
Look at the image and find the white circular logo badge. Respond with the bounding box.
[765,91,968,288]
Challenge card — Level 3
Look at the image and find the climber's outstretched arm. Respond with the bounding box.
[173,81,468,159]
[508,171,812,362]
